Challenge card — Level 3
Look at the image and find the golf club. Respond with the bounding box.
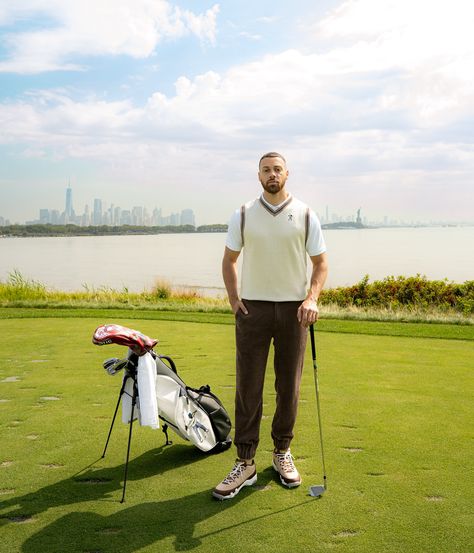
[308,323,327,498]
[103,357,130,376]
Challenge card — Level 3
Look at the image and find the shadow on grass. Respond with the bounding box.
[21,466,312,552]
[0,444,208,525]
[1,441,315,551]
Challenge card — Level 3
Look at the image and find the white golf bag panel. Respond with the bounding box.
[155,372,218,451]
[121,375,137,423]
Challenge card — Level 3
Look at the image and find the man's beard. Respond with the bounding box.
[261,180,284,194]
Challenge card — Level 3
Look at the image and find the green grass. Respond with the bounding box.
[0,307,473,341]
[2,271,473,325]
[0,314,473,553]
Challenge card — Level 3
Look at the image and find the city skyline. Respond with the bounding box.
[0,185,471,229]
[1,1,473,225]
[23,186,196,228]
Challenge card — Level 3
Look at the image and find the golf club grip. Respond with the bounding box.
[309,324,316,363]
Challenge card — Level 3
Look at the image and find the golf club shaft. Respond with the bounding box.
[310,324,327,488]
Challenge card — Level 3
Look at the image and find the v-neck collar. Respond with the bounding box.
[259,194,293,216]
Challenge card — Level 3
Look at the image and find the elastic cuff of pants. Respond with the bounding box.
[236,444,257,461]
[273,439,291,452]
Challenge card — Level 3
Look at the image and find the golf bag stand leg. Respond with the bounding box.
[162,423,172,446]
[121,376,138,503]
[101,373,131,458]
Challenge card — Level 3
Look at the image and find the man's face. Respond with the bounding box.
[258,157,289,195]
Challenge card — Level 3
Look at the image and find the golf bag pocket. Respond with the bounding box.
[187,386,232,445]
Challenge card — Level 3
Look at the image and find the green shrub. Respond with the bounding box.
[152,279,172,299]
[319,274,474,314]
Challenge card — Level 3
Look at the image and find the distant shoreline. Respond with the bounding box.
[1,222,472,238]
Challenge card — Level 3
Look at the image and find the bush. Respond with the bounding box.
[151,279,172,299]
[319,274,474,315]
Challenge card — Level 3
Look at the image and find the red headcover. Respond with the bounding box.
[92,324,158,355]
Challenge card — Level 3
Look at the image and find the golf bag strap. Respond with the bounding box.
[158,355,177,374]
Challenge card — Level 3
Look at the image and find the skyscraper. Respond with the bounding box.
[93,199,103,225]
[39,209,50,224]
[82,205,90,226]
[180,209,196,226]
[65,186,73,219]
[132,206,143,226]
[114,206,121,225]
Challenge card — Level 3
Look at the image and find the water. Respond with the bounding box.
[1,227,473,295]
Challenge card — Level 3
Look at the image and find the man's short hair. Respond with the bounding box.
[259,152,286,166]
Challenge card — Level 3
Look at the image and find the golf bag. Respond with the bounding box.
[153,351,232,452]
[93,324,232,454]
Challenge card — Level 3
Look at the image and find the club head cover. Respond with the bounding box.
[92,324,158,356]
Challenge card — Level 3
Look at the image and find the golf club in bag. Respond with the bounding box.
[92,324,232,502]
[308,323,328,498]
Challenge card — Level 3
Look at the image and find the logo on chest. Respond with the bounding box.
[287,211,298,225]
[284,210,301,234]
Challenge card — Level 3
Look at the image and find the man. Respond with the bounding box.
[212,152,328,500]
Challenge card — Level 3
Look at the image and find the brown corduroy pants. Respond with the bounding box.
[234,300,308,460]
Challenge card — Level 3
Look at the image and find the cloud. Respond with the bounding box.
[4,1,471,132]
[239,31,262,41]
[0,0,219,74]
[1,37,471,178]
[255,16,279,24]
[310,0,474,123]
[1,0,473,221]
[178,4,220,45]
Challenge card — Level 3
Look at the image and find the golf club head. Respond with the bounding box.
[308,485,326,498]
[103,357,129,375]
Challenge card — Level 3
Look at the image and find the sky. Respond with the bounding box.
[0,0,473,225]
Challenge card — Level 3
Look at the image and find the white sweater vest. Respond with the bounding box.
[240,196,310,301]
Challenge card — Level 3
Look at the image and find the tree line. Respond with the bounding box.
[0,224,228,236]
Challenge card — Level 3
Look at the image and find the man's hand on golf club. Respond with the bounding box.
[297,297,319,327]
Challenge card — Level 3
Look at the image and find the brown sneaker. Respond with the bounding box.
[272,449,301,488]
[212,459,257,500]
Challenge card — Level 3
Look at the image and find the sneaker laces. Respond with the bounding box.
[274,450,296,472]
[222,461,248,485]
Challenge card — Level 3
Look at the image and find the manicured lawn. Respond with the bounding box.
[0,313,472,552]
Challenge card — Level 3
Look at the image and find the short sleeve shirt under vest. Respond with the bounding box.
[226,194,326,302]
